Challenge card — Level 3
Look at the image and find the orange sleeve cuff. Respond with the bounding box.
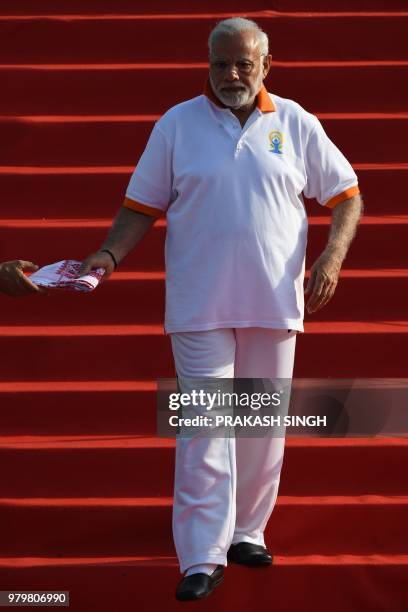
[325,185,360,209]
[122,196,163,218]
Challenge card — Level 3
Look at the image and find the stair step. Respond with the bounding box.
[0,555,407,612]
[2,64,407,116]
[0,1,406,14]
[0,322,407,378]
[0,14,407,63]
[0,381,157,435]
[0,435,406,496]
[1,115,407,165]
[1,270,406,325]
[1,494,407,556]
[0,2,274,15]
[0,166,405,218]
[1,216,407,270]
[1,380,407,436]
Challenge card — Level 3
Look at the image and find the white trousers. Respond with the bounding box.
[169,327,297,574]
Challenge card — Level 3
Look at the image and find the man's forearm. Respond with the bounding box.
[100,206,156,264]
[324,194,364,264]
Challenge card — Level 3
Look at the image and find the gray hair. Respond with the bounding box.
[208,17,269,56]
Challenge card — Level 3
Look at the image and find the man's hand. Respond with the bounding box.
[78,206,157,282]
[304,250,342,313]
[305,194,363,314]
[0,260,47,297]
[79,251,116,280]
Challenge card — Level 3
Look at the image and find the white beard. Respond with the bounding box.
[210,72,264,110]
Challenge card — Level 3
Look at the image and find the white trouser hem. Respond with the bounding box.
[180,555,228,575]
[231,534,265,546]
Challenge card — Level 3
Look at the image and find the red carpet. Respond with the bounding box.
[0,2,407,611]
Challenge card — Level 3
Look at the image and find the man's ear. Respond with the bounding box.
[263,54,272,78]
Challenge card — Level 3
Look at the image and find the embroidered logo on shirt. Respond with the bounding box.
[268,130,283,154]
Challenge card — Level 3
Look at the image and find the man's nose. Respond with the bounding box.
[225,63,240,80]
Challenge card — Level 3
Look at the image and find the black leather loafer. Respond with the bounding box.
[227,542,273,566]
[175,565,224,601]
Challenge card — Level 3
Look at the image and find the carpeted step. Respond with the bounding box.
[0,381,157,435]
[1,115,407,165]
[0,166,405,218]
[267,0,408,9]
[1,64,407,116]
[1,383,407,440]
[0,14,407,63]
[1,494,407,556]
[0,2,295,15]
[0,436,407,497]
[0,270,406,325]
[0,0,407,13]
[0,556,407,612]
[1,217,406,270]
[0,322,407,379]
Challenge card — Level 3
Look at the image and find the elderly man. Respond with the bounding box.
[80,17,362,601]
[0,260,45,297]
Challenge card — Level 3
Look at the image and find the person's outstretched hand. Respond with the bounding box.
[0,260,47,297]
[79,251,116,281]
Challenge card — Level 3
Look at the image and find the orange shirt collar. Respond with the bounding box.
[203,77,275,113]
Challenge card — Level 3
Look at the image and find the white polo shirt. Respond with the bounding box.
[123,79,360,334]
